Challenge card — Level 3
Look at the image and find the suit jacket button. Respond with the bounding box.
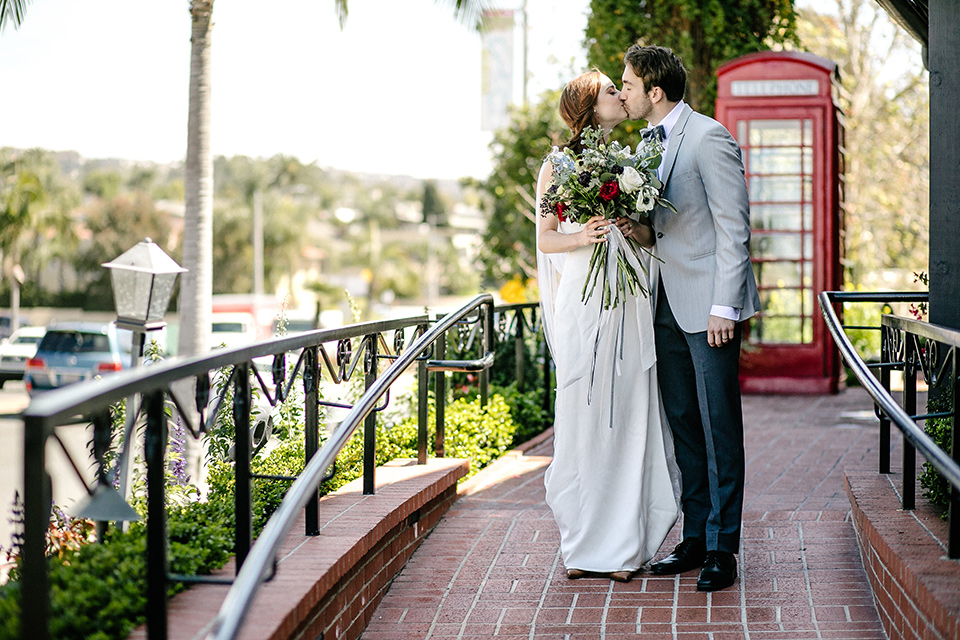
[657,232,664,239]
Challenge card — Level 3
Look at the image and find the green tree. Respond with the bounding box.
[74,194,176,309]
[0,148,81,309]
[210,189,307,296]
[422,180,448,226]
[585,0,798,119]
[82,169,123,200]
[791,0,928,285]
[473,92,564,286]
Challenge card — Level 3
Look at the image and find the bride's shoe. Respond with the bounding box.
[566,569,586,579]
[608,570,632,583]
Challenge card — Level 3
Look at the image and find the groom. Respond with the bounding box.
[619,45,760,591]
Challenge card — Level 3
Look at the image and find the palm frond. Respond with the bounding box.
[334,0,488,31]
[0,0,31,33]
[437,0,490,31]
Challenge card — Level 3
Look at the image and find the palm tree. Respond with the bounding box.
[178,0,215,356]
[177,0,486,357]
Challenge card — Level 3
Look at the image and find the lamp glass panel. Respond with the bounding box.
[146,273,178,323]
[110,270,154,322]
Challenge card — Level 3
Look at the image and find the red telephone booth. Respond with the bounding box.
[715,51,844,394]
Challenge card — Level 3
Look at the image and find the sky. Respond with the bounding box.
[0,0,592,180]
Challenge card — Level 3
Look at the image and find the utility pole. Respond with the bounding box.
[521,0,529,105]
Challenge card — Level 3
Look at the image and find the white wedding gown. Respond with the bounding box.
[541,218,681,573]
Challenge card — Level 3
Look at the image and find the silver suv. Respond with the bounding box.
[24,323,132,394]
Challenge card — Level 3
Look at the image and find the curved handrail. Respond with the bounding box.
[818,290,960,489]
[204,293,495,640]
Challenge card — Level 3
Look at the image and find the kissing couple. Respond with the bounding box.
[535,44,760,591]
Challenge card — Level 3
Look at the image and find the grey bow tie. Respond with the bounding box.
[642,124,665,142]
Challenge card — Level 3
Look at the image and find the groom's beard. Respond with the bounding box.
[622,101,650,122]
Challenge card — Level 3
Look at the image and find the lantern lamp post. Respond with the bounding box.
[102,237,186,361]
[98,239,186,525]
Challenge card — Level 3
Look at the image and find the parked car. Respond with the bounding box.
[0,315,12,341]
[210,312,258,350]
[24,323,131,394]
[0,326,47,387]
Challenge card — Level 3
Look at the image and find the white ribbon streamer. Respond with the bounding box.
[562,225,657,418]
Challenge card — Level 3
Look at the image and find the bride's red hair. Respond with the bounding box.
[559,70,604,154]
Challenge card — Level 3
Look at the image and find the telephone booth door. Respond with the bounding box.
[716,51,844,394]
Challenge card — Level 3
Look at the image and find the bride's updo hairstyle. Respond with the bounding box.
[559,70,604,154]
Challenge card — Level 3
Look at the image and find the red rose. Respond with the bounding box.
[599,181,619,201]
[555,202,568,222]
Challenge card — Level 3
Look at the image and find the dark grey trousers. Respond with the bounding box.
[654,280,745,554]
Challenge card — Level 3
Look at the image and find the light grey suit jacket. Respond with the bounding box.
[651,104,760,334]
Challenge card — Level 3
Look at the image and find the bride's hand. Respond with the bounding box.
[580,215,609,246]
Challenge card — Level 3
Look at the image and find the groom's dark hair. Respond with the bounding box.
[624,45,686,103]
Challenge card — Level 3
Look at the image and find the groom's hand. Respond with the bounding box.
[707,315,736,348]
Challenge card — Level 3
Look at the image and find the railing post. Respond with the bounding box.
[303,346,320,535]
[145,389,168,640]
[480,303,491,407]
[541,325,552,418]
[417,324,429,464]
[902,335,917,510]
[363,334,378,494]
[92,412,111,542]
[515,308,526,392]
[435,328,446,458]
[233,364,252,570]
[950,346,959,558]
[880,327,892,474]
[21,419,52,640]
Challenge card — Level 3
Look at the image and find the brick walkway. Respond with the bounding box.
[362,388,889,640]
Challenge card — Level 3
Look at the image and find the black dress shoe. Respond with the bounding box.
[696,551,737,591]
[649,538,707,575]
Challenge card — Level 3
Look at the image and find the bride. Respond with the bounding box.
[536,70,680,582]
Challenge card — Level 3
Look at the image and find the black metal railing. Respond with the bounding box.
[16,294,552,640]
[819,290,959,558]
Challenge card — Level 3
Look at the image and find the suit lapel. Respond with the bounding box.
[659,104,693,188]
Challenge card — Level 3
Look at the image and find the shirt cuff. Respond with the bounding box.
[710,305,740,322]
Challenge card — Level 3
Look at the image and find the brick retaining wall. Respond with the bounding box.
[130,457,469,640]
[845,471,960,640]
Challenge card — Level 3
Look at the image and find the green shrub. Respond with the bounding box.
[492,382,552,448]
[919,387,952,517]
[0,500,235,640]
[387,394,517,478]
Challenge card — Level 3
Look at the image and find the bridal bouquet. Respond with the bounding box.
[539,126,675,309]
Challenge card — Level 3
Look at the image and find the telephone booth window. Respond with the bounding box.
[738,118,815,345]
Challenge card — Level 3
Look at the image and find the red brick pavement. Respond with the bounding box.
[362,388,890,640]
